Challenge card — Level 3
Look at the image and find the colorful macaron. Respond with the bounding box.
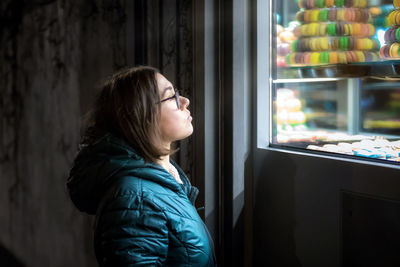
[298,0,368,9]
[296,9,370,24]
[285,51,378,65]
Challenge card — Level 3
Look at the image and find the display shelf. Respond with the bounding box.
[276,61,400,80]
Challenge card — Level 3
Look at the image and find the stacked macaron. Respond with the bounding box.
[287,51,378,64]
[291,37,378,51]
[380,1,400,58]
[296,8,370,23]
[276,88,307,136]
[295,22,375,37]
[277,24,296,67]
[299,0,368,9]
[287,0,380,65]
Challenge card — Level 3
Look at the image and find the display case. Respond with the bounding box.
[253,1,400,265]
[270,0,400,164]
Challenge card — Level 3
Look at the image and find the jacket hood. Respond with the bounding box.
[66,128,194,215]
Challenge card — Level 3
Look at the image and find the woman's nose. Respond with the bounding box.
[180,96,190,109]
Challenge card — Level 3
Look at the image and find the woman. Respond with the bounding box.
[67,66,216,266]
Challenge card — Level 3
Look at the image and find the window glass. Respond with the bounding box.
[272,0,400,163]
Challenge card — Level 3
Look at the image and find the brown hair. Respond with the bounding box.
[83,66,170,162]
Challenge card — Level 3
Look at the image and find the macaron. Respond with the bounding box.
[320,51,330,63]
[390,43,400,58]
[345,0,353,7]
[349,51,358,62]
[332,38,340,50]
[361,9,369,23]
[310,52,320,64]
[344,23,349,35]
[310,23,318,36]
[359,0,368,7]
[310,38,318,50]
[304,10,312,22]
[338,22,345,35]
[307,0,315,9]
[311,10,319,22]
[353,23,361,36]
[296,11,305,22]
[344,9,352,21]
[336,0,345,7]
[380,45,389,58]
[388,11,396,26]
[339,37,348,50]
[390,28,397,43]
[348,24,354,35]
[295,53,303,64]
[319,23,327,35]
[329,51,338,63]
[299,0,307,8]
[303,52,311,64]
[327,23,336,36]
[355,38,363,50]
[290,40,298,52]
[395,11,400,25]
[328,9,337,21]
[337,9,345,21]
[315,0,325,8]
[299,53,306,64]
[396,27,400,42]
[395,0,400,9]
[355,51,365,62]
[349,37,355,49]
[354,9,361,23]
[319,9,328,22]
[321,37,329,50]
[338,52,348,63]
[326,0,335,7]
[360,24,368,36]
[345,51,352,62]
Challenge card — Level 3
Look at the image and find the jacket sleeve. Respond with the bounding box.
[95,193,169,266]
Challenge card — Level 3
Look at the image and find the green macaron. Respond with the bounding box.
[327,23,336,36]
[315,0,325,8]
[319,9,328,22]
[320,52,330,63]
[396,28,400,42]
[339,37,349,50]
[335,0,344,7]
[291,40,298,52]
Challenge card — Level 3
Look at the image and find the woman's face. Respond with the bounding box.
[156,73,193,145]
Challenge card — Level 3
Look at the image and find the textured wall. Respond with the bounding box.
[1,0,196,266]
[1,1,135,266]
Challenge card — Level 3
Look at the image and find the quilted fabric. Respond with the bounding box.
[67,129,215,266]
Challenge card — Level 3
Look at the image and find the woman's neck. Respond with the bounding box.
[156,155,170,171]
[156,154,183,184]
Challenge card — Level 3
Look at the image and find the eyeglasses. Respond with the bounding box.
[158,90,180,109]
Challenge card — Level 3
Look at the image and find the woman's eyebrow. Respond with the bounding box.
[161,86,173,98]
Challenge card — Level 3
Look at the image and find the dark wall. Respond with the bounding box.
[0,0,196,266]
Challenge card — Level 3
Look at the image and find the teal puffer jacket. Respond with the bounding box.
[67,130,216,266]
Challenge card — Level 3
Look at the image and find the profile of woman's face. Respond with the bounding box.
[156,73,193,144]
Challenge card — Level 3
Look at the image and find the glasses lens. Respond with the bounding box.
[175,90,180,109]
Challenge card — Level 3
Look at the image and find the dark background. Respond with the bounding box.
[0,1,202,266]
